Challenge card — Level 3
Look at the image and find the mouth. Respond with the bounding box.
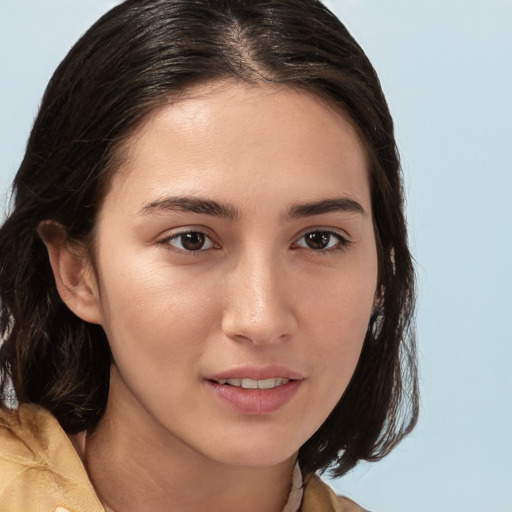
[207,364,304,384]
[213,377,291,389]
[205,367,303,415]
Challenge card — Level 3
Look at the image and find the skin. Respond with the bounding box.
[45,81,378,512]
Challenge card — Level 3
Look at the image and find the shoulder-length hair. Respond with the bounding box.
[0,0,418,477]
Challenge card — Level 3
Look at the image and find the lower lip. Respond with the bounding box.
[206,380,302,415]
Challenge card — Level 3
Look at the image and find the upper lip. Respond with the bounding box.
[207,365,304,382]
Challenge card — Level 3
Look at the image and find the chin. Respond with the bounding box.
[187,426,302,469]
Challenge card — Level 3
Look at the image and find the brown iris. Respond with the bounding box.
[180,232,206,251]
[304,231,332,250]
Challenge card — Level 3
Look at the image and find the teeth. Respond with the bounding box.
[256,378,276,389]
[217,378,290,389]
[241,378,258,389]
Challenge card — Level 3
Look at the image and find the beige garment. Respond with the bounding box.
[0,404,366,512]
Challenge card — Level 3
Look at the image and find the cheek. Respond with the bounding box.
[299,262,376,390]
[301,254,376,337]
[308,295,369,380]
[96,251,223,369]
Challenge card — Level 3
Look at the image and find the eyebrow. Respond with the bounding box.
[285,197,366,219]
[139,196,238,220]
[138,195,365,220]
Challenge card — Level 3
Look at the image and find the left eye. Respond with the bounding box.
[165,231,216,252]
[294,230,348,251]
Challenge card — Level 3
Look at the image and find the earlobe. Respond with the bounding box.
[38,220,103,325]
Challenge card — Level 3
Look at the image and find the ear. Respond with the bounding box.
[38,220,103,325]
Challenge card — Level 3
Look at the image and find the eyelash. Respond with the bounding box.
[158,229,352,255]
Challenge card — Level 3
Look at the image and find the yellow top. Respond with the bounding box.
[0,404,366,512]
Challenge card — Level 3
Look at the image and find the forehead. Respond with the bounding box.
[103,81,371,215]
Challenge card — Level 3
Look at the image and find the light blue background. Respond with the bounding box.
[1,2,511,511]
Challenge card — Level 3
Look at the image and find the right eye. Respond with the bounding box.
[162,231,217,253]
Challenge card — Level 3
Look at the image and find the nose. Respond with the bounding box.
[221,251,298,346]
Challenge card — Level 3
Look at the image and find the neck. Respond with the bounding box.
[79,370,297,512]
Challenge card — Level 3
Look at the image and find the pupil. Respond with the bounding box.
[181,232,205,251]
[306,232,330,250]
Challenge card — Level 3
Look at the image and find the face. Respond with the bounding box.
[87,82,378,468]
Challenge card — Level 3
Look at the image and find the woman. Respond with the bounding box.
[0,1,418,511]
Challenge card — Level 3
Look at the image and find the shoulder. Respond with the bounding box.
[0,404,104,512]
[0,403,64,458]
[302,473,369,512]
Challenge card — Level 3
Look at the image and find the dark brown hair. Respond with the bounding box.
[0,0,417,477]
